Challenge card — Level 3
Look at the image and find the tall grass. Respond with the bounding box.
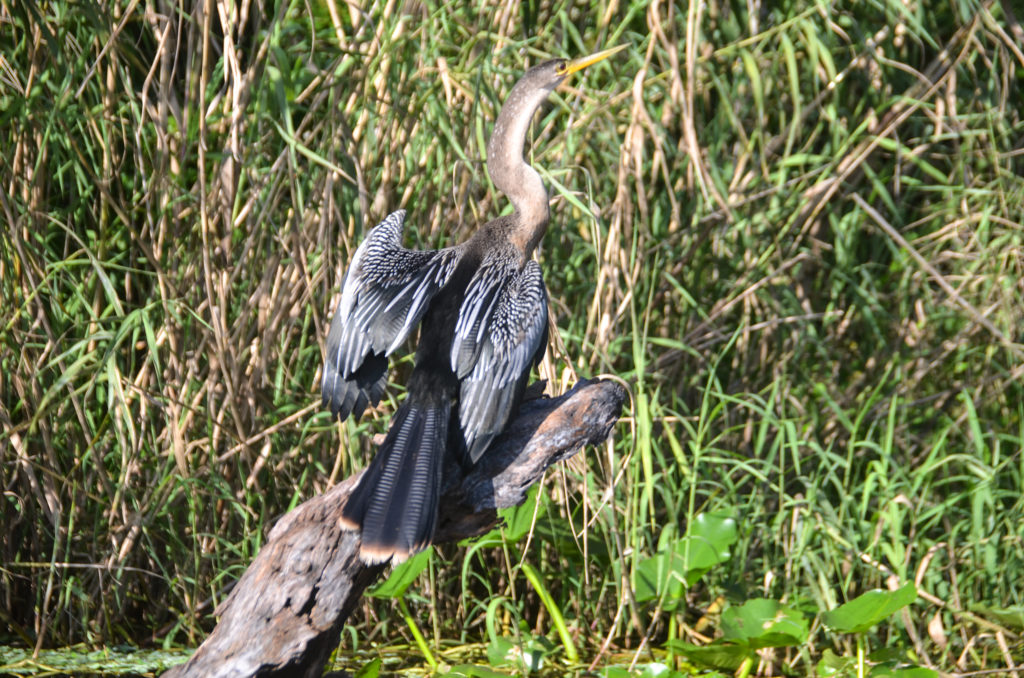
[2,0,1023,673]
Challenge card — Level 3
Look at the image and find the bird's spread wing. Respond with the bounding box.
[451,252,548,462]
[323,209,461,420]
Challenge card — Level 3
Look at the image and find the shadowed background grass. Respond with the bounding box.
[2,0,1023,673]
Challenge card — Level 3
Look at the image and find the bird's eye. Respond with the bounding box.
[554,60,568,75]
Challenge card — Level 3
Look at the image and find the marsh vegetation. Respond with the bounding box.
[2,0,1023,675]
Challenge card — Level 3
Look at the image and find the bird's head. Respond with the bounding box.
[523,44,627,93]
[487,44,626,239]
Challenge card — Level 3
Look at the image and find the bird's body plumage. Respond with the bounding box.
[321,49,621,563]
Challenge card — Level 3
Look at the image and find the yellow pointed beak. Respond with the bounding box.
[563,44,627,77]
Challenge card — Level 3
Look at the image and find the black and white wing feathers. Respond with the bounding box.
[451,253,548,462]
[322,209,461,420]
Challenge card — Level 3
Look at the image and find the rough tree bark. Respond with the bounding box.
[163,378,626,678]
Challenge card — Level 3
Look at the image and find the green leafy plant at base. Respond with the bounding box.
[665,582,930,678]
[669,598,809,676]
[635,513,738,610]
[819,583,931,678]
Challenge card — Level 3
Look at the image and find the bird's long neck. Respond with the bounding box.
[486,78,556,255]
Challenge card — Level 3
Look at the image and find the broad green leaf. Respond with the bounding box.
[664,640,749,671]
[689,513,739,554]
[486,634,551,673]
[639,662,691,678]
[635,551,686,607]
[971,604,1024,631]
[353,657,381,678]
[636,514,738,606]
[721,598,809,648]
[499,484,541,543]
[816,649,856,676]
[676,513,737,586]
[868,648,903,663]
[674,536,725,580]
[822,582,917,633]
[638,663,670,677]
[487,637,518,668]
[367,549,431,598]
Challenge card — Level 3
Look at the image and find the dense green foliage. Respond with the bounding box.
[2,0,1023,674]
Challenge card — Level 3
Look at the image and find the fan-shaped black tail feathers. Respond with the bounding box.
[339,402,449,564]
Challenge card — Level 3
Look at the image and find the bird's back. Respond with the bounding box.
[327,210,548,562]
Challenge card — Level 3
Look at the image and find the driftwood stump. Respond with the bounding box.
[163,379,626,678]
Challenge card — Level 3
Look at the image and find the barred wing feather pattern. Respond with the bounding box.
[322,210,462,420]
[451,252,549,462]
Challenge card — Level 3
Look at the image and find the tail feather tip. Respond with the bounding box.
[359,542,400,565]
[358,541,429,566]
[338,513,360,531]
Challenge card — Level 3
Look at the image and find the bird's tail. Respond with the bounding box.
[340,401,449,564]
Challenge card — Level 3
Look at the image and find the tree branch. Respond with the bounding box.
[163,378,626,678]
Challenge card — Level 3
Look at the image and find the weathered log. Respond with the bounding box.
[163,378,626,678]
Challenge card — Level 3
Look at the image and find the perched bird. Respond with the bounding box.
[322,46,624,564]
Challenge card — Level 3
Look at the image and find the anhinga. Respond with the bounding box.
[321,46,624,564]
